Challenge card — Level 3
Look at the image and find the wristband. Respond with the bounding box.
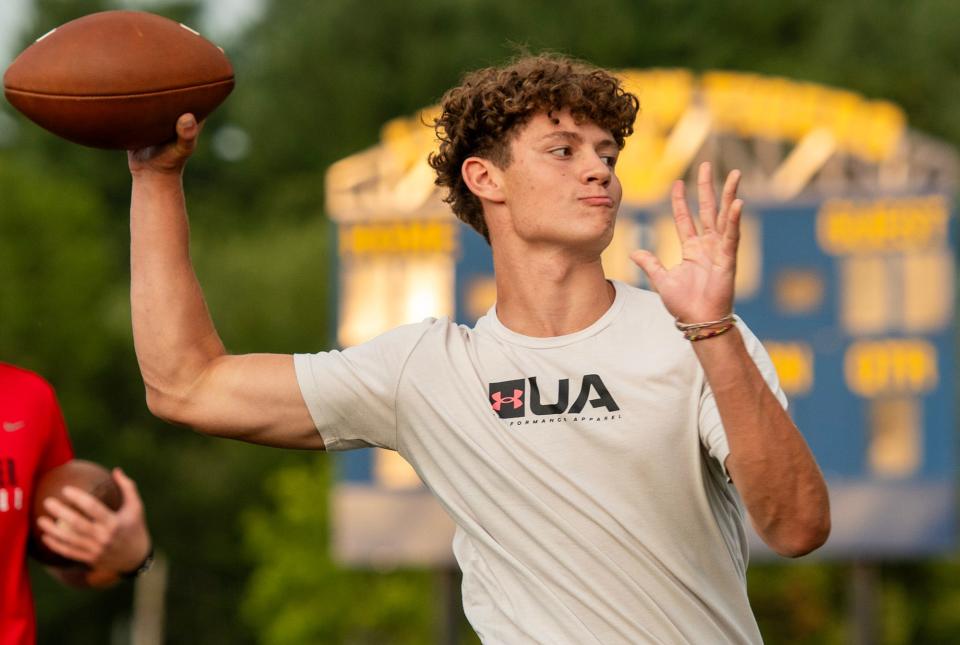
[685,323,734,342]
[674,313,735,332]
[121,545,155,579]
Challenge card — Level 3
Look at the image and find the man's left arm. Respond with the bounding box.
[632,161,830,558]
[695,327,830,557]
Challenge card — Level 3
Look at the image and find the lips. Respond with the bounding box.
[579,195,614,207]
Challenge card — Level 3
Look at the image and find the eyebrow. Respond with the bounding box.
[539,130,618,150]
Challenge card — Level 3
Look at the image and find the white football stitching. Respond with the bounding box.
[35,28,57,43]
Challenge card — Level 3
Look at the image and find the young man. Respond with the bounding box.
[127,55,829,643]
[1,363,152,645]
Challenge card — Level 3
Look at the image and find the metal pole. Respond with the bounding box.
[436,566,463,645]
[849,560,880,645]
[130,551,168,645]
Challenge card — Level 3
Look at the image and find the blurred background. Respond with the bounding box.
[2,0,960,643]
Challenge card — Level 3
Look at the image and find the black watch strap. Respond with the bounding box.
[121,546,155,579]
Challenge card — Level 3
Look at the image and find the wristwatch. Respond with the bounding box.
[122,546,155,579]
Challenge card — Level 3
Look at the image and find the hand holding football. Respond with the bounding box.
[3,10,234,149]
[30,460,123,568]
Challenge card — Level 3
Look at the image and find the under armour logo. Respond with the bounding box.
[491,390,523,412]
[489,374,620,421]
[489,379,526,418]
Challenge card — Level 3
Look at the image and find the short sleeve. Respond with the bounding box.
[698,317,788,474]
[37,382,75,475]
[294,321,434,451]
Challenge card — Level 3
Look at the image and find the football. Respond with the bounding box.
[3,10,234,149]
[30,459,123,567]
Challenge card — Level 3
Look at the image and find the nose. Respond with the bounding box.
[583,153,612,186]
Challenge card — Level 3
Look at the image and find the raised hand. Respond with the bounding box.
[127,112,202,176]
[630,161,742,324]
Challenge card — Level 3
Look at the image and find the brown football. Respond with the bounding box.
[3,10,234,149]
[30,459,123,568]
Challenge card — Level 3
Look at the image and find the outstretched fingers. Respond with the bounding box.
[630,249,668,291]
[716,169,741,234]
[671,180,698,242]
[697,161,718,232]
[723,198,743,258]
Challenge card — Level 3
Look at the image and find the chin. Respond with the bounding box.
[563,227,615,257]
[583,216,617,245]
[522,212,616,252]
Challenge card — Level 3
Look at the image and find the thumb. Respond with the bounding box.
[112,468,142,512]
[630,249,666,291]
[174,113,201,157]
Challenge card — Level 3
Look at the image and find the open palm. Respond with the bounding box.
[631,162,742,324]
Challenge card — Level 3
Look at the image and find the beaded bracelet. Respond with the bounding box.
[685,323,734,342]
[674,313,736,332]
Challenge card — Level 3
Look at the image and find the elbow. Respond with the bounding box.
[144,387,191,427]
[141,357,224,428]
[770,514,831,558]
[145,383,233,439]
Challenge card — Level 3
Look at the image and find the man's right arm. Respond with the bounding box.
[128,114,323,449]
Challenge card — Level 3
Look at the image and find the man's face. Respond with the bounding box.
[494,109,622,253]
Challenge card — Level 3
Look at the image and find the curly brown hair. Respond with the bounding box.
[428,54,639,243]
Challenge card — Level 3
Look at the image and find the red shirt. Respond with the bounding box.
[0,364,73,645]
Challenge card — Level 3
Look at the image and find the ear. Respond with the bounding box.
[462,156,505,204]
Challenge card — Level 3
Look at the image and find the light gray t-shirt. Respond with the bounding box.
[295,280,786,644]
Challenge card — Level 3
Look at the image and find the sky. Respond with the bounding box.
[0,0,33,66]
[0,0,264,66]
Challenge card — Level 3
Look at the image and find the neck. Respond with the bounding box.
[491,243,615,337]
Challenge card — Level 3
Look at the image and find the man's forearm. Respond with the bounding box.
[130,171,225,417]
[693,328,830,557]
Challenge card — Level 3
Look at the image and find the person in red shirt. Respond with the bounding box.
[0,363,152,645]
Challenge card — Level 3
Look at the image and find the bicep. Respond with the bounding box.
[167,322,431,451]
[164,353,325,450]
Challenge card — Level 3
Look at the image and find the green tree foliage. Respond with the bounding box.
[242,456,437,645]
[748,562,849,644]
